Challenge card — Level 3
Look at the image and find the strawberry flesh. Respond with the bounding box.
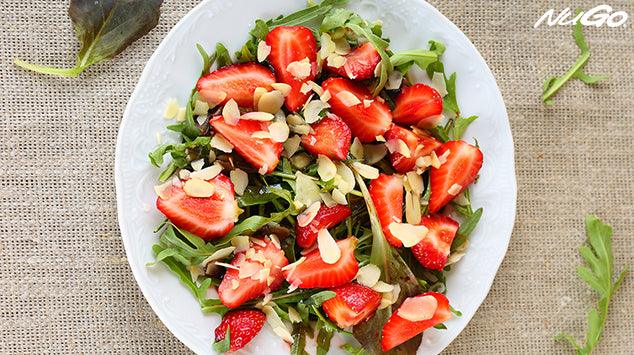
[412,214,459,270]
[392,84,443,127]
[384,124,442,173]
[301,114,352,161]
[296,204,351,248]
[369,174,404,247]
[156,174,239,240]
[428,140,483,213]
[322,77,392,143]
[322,282,382,328]
[196,62,275,108]
[326,42,381,80]
[214,309,266,352]
[210,116,283,174]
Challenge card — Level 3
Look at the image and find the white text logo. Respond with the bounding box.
[534,5,628,28]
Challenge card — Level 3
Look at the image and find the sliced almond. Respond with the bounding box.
[286,57,311,80]
[372,281,395,293]
[335,162,355,194]
[258,90,285,114]
[385,70,403,90]
[262,305,294,344]
[320,192,337,208]
[336,90,361,107]
[300,82,312,94]
[331,188,348,205]
[431,72,448,96]
[317,229,341,264]
[333,37,351,55]
[230,235,250,253]
[253,87,268,108]
[388,222,428,247]
[356,264,380,287]
[287,306,302,323]
[214,261,240,271]
[375,135,386,142]
[327,53,347,68]
[178,169,191,180]
[304,81,324,96]
[193,100,210,116]
[290,124,311,135]
[416,155,433,168]
[269,120,290,143]
[203,91,227,107]
[290,153,312,169]
[283,135,302,158]
[352,161,379,180]
[430,151,441,168]
[446,240,469,266]
[320,89,332,102]
[190,164,222,180]
[154,181,172,199]
[303,100,330,124]
[405,189,422,225]
[438,149,451,165]
[286,114,305,126]
[221,99,240,125]
[201,246,235,265]
[448,183,463,196]
[175,107,186,122]
[364,143,388,164]
[183,179,215,198]
[230,168,248,195]
[208,150,216,163]
[405,171,424,195]
[210,134,234,153]
[386,139,411,158]
[350,137,364,160]
[257,40,271,62]
[363,99,373,108]
[320,33,336,59]
[294,172,321,207]
[297,201,321,227]
[317,155,337,181]
[190,159,204,171]
[251,130,272,139]
[271,82,292,96]
[258,164,269,175]
[242,111,274,121]
[163,98,179,119]
[398,295,438,322]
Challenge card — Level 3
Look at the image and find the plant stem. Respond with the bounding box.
[541,52,589,102]
[14,59,85,77]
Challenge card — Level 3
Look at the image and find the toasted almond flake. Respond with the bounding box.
[286,114,304,126]
[231,279,240,289]
[269,120,290,142]
[231,235,250,253]
[154,181,172,199]
[388,222,428,247]
[375,135,386,142]
[204,91,227,106]
[430,151,441,168]
[263,306,295,343]
[294,172,321,207]
[281,256,306,272]
[320,89,332,102]
[335,162,355,194]
[193,100,210,116]
[288,306,302,323]
[189,159,203,172]
[230,168,248,195]
[319,192,336,208]
[386,139,411,158]
[201,247,236,266]
[163,98,179,119]
[331,188,348,205]
[171,176,182,187]
[416,155,433,168]
[356,264,380,287]
[297,201,321,227]
[379,297,393,310]
[405,189,422,225]
[258,90,285,114]
[453,191,469,206]
[175,107,186,122]
[327,53,347,68]
[271,82,292,96]
[253,87,268,108]
[320,33,336,59]
[304,81,324,96]
[215,261,240,271]
[258,164,269,175]
[257,40,272,62]
[448,183,463,196]
[364,143,388,164]
[373,281,395,293]
[317,155,337,181]
[446,240,469,266]
[344,64,357,79]
[399,295,438,322]
[208,150,216,163]
[178,169,191,180]
[196,115,207,125]
[350,137,364,160]
[431,72,448,96]
[273,327,294,343]
[286,57,311,80]
[251,130,272,139]
[241,111,274,122]
[210,134,234,153]
[300,82,312,94]
[290,153,312,169]
[191,164,222,181]
[183,179,215,198]
[385,70,403,90]
[391,283,401,301]
[336,90,361,107]
[283,135,302,158]
[406,171,424,195]
[438,149,451,165]
[363,99,373,108]
[303,100,330,124]
[374,61,383,78]
[289,124,311,135]
[256,292,273,308]
[317,229,341,264]
[333,37,351,55]
[352,161,380,180]
[268,234,281,250]
[239,262,261,279]
[250,237,267,247]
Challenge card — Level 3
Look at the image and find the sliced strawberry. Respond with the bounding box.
[156,174,239,240]
[392,84,443,127]
[285,237,359,288]
[381,292,452,351]
[322,283,382,328]
[322,77,392,143]
[326,42,381,80]
[296,204,352,249]
[428,140,483,213]
[266,26,317,112]
[384,124,442,173]
[214,309,266,352]
[196,62,275,108]
[210,116,283,174]
[369,174,404,247]
[218,237,289,308]
[412,215,459,270]
[301,114,352,161]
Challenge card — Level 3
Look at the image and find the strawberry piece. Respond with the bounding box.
[156,174,239,240]
[301,114,352,161]
[392,84,443,127]
[322,283,382,328]
[218,237,289,308]
[428,140,483,213]
[196,62,275,108]
[369,174,404,247]
[285,237,359,288]
[210,116,283,174]
[266,26,317,112]
[381,292,452,351]
[412,215,459,270]
[296,204,352,249]
[214,309,266,352]
[384,124,442,173]
[322,77,392,143]
[326,42,381,80]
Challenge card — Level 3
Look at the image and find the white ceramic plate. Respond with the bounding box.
[115,0,517,353]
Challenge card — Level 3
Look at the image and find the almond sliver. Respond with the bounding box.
[230,168,248,195]
[336,90,361,107]
[448,183,463,196]
[222,99,240,125]
[352,161,379,180]
[303,100,330,124]
[297,201,321,227]
[242,111,274,121]
[386,139,411,158]
[317,229,341,264]
[388,222,428,247]
[210,134,234,153]
[350,137,364,160]
[190,164,222,181]
[286,57,311,80]
[258,90,285,114]
[257,41,271,62]
[398,295,438,322]
[271,82,292,96]
[356,264,380,287]
[183,179,215,198]
[317,155,337,181]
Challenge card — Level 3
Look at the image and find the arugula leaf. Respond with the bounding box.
[213,328,231,353]
[555,215,628,354]
[305,290,336,307]
[452,115,478,140]
[149,136,211,167]
[223,207,294,239]
[346,23,392,95]
[238,186,293,207]
[390,49,439,75]
[315,320,336,355]
[215,43,233,68]
[15,0,163,77]
[341,344,369,355]
[290,324,309,355]
[541,15,606,105]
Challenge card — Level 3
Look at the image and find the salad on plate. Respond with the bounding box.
[148,1,483,353]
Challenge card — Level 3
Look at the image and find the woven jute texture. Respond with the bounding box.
[1,0,632,354]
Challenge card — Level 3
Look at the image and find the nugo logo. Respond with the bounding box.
[534,5,629,28]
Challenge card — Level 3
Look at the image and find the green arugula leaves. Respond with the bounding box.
[555,215,628,354]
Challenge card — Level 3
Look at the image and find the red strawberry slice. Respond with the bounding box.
[384,124,442,173]
[381,292,452,351]
[412,215,459,270]
[285,237,359,288]
[301,114,352,161]
[428,140,483,213]
[156,174,239,240]
[218,237,289,308]
[369,174,404,247]
[197,62,275,108]
[266,26,317,112]
[296,204,352,249]
[214,309,266,352]
[322,77,392,143]
[326,42,381,80]
[392,84,443,127]
[210,116,283,174]
[322,282,382,328]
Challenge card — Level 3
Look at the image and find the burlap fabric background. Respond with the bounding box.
[1,0,632,353]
